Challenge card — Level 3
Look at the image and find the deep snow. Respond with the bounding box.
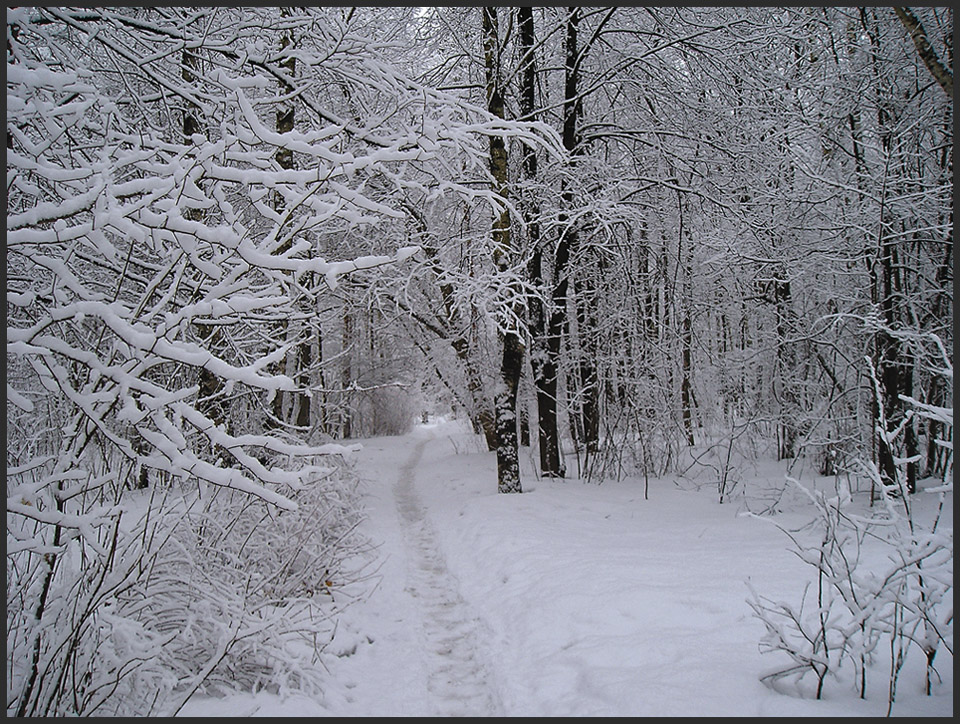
[180,419,952,717]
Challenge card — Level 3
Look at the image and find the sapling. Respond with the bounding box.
[748,340,952,710]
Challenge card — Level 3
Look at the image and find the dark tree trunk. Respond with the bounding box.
[182,49,226,433]
[341,311,353,439]
[675,192,695,448]
[483,6,522,493]
[519,401,530,448]
[900,349,918,493]
[496,334,525,492]
[555,8,586,457]
[295,329,312,429]
[680,302,696,447]
[576,270,601,455]
[559,8,600,458]
[774,275,798,459]
[875,235,905,494]
[270,17,314,431]
[519,6,565,477]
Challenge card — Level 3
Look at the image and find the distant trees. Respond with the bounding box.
[11,5,944,493]
[361,6,950,495]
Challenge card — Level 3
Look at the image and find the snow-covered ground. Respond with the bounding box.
[181,419,952,717]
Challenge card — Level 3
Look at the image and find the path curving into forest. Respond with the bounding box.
[391,430,503,717]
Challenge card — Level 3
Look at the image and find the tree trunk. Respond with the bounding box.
[774,274,798,459]
[295,320,313,429]
[182,48,226,433]
[576,268,601,455]
[519,6,565,477]
[341,310,353,439]
[863,7,913,496]
[483,6,522,493]
[560,8,601,458]
[270,15,314,431]
[555,7,586,457]
[519,401,530,448]
[892,6,953,97]
[680,300,696,447]
[872,224,905,494]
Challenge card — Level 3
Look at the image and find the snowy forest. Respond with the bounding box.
[5,6,953,717]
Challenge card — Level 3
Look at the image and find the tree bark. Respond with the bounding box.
[483,6,522,493]
[341,310,353,439]
[557,8,601,459]
[864,8,915,495]
[270,14,314,431]
[680,300,696,447]
[519,6,565,477]
[181,48,226,433]
[774,275,798,459]
[576,270,601,455]
[892,6,953,98]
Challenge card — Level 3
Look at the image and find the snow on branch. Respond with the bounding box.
[5,7,569,584]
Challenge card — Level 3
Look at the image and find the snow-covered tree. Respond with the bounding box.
[6,6,554,713]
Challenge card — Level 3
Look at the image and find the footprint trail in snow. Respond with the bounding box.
[393,432,502,717]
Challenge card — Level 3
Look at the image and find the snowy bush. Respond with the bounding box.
[748,340,952,712]
[7,453,370,716]
[126,457,371,715]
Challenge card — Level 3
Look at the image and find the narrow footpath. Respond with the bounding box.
[392,430,502,716]
[314,425,501,716]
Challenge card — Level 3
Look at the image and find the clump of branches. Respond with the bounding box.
[747,340,952,712]
[7,453,373,717]
[8,6,552,716]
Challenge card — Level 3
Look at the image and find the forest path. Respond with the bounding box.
[389,427,503,717]
[315,423,503,717]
